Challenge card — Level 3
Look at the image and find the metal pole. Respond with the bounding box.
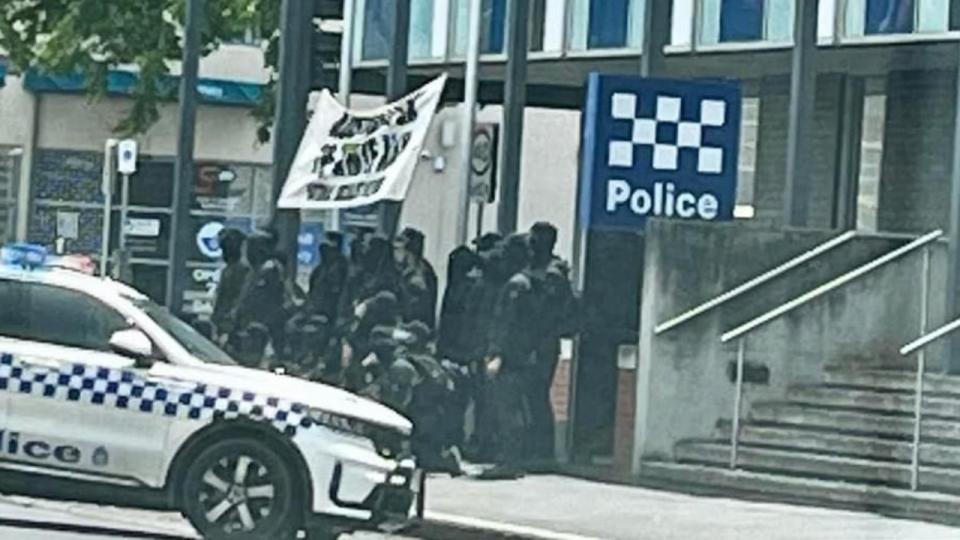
[333,0,356,233]
[475,201,485,242]
[911,246,932,490]
[782,0,818,227]
[165,0,202,310]
[730,337,746,469]
[99,139,117,278]
[119,173,130,250]
[457,0,483,246]
[338,0,355,108]
[380,0,411,237]
[271,0,312,269]
[945,38,960,374]
[497,0,530,234]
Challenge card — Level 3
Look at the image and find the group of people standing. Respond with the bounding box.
[209,221,576,479]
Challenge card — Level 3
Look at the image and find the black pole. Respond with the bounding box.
[165,0,202,313]
[497,0,530,235]
[782,0,818,227]
[271,0,313,268]
[379,0,411,237]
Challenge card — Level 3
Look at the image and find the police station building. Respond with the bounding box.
[347,0,960,514]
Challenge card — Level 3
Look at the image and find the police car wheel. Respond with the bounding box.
[181,438,301,540]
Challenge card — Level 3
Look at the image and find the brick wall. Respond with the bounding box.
[877,70,956,233]
[753,75,845,228]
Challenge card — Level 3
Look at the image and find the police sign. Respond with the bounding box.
[579,74,741,230]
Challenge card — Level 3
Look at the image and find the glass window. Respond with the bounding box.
[0,281,128,352]
[451,0,508,57]
[700,0,793,44]
[569,0,643,50]
[410,0,444,60]
[844,0,955,36]
[865,0,915,34]
[359,0,395,61]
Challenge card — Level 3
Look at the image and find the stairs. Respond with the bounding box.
[641,368,960,525]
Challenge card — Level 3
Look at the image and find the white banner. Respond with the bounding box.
[277,74,447,209]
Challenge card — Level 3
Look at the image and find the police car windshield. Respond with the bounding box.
[133,299,236,366]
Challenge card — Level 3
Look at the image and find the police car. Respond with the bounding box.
[0,244,420,539]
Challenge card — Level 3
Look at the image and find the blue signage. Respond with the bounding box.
[579,74,741,230]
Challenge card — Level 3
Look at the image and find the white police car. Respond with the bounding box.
[0,244,420,539]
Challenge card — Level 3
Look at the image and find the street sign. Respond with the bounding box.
[470,123,499,203]
[579,74,741,230]
[117,139,138,175]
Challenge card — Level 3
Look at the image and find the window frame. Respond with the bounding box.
[835,0,960,43]
[691,0,797,50]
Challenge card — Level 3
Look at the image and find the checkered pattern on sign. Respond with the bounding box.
[0,353,312,437]
[608,92,727,174]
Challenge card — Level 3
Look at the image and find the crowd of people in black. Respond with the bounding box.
[208,222,577,480]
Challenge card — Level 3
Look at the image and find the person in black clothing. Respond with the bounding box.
[233,231,286,366]
[340,236,400,322]
[308,232,349,322]
[436,246,482,453]
[395,228,439,329]
[437,246,480,365]
[343,290,401,391]
[480,234,537,480]
[211,228,249,345]
[463,238,509,460]
[525,222,577,462]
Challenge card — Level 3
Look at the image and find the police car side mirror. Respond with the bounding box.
[109,329,154,365]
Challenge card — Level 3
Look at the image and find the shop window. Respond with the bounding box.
[568,0,643,50]
[529,0,566,52]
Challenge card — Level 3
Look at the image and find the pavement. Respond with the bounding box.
[4,474,960,539]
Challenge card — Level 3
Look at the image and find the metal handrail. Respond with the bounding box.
[900,314,960,492]
[901,318,960,357]
[654,230,857,334]
[721,229,944,343]
[723,229,943,471]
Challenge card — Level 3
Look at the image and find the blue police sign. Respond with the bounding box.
[579,74,741,230]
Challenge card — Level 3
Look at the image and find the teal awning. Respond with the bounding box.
[23,69,262,107]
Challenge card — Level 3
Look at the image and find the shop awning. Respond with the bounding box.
[23,69,263,107]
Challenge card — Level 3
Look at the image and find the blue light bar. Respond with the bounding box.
[1,243,49,269]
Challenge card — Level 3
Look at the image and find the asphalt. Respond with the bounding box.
[4,474,960,539]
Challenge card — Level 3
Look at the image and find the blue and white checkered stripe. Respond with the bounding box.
[0,353,312,437]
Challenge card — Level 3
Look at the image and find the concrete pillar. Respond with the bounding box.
[497,0,530,235]
[782,0,819,226]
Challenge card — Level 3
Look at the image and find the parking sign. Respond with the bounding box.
[579,74,741,230]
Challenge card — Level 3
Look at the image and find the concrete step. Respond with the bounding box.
[823,369,960,396]
[722,423,960,467]
[638,460,960,528]
[787,385,960,418]
[674,441,960,494]
[748,402,960,441]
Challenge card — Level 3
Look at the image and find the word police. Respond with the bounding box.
[606,180,719,220]
[0,430,80,464]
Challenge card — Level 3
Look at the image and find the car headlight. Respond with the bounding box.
[308,408,369,438]
[308,408,411,459]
